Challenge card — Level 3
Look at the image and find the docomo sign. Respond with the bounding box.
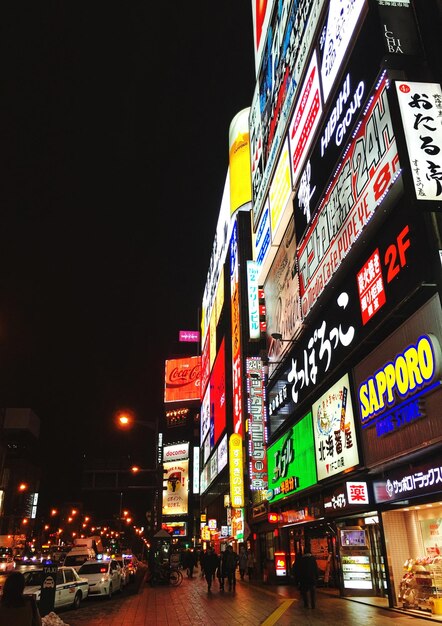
[297,77,401,320]
[358,334,442,425]
[163,443,189,462]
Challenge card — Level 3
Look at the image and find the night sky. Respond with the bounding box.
[0,3,256,515]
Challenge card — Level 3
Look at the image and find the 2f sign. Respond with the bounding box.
[385,225,410,282]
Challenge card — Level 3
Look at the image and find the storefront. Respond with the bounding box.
[353,294,442,619]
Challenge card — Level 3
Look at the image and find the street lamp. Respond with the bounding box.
[114,411,162,532]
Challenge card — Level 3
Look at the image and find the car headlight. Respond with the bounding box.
[100,575,110,583]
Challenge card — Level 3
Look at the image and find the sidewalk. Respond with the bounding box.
[62,566,442,626]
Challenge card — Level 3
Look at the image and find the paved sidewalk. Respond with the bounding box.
[62,566,441,626]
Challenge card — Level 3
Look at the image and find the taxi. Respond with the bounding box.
[23,565,89,610]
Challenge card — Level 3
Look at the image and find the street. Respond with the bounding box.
[58,565,441,626]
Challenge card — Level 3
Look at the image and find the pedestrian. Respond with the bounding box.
[238,546,248,580]
[0,570,42,626]
[292,543,319,609]
[223,544,239,591]
[217,550,226,591]
[203,547,219,592]
[247,549,255,579]
[184,548,197,578]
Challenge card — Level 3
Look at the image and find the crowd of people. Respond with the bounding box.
[167,544,256,593]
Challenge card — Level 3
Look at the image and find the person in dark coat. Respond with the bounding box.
[0,571,42,626]
[203,547,219,592]
[223,545,239,591]
[217,550,226,590]
[293,543,319,609]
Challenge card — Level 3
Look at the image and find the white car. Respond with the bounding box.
[78,559,122,598]
[0,556,15,572]
[23,566,89,610]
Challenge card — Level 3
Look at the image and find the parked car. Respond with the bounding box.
[0,556,15,572]
[114,557,129,587]
[123,554,138,582]
[64,547,96,571]
[77,558,122,598]
[22,566,89,610]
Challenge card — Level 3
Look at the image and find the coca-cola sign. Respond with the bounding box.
[164,356,201,403]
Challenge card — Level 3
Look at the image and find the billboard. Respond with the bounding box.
[268,202,436,421]
[297,76,401,320]
[229,434,245,508]
[230,221,244,436]
[164,356,201,403]
[396,81,442,202]
[312,373,360,480]
[163,459,189,516]
[294,12,384,243]
[318,0,368,103]
[210,338,226,447]
[250,0,326,227]
[229,108,252,214]
[163,442,189,463]
[264,214,302,374]
[251,0,274,77]
[246,357,268,491]
[266,412,317,503]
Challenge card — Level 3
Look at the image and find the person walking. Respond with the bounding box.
[217,550,226,591]
[247,549,255,579]
[238,546,248,580]
[0,571,42,626]
[184,548,197,578]
[293,543,319,609]
[223,544,239,591]
[203,547,219,592]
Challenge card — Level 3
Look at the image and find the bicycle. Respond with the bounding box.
[146,563,183,587]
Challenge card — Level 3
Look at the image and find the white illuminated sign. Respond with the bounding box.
[247,261,260,340]
[319,0,367,103]
[163,442,189,462]
[396,81,442,201]
[193,447,200,494]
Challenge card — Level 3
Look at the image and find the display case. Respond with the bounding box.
[399,556,442,614]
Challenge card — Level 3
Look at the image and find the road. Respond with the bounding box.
[56,565,440,626]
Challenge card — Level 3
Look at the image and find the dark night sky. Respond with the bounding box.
[0,3,256,514]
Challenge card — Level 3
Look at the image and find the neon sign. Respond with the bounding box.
[358,334,441,424]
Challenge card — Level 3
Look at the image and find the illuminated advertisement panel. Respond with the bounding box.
[163,459,189,516]
[247,261,260,340]
[162,521,187,537]
[288,51,323,191]
[164,356,201,403]
[312,373,360,480]
[229,434,245,508]
[268,205,435,422]
[201,172,233,342]
[252,0,274,77]
[253,198,271,272]
[210,339,226,447]
[266,413,317,503]
[354,296,442,468]
[193,447,200,494]
[163,442,189,463]
[200,384,210,443]
[318,0,367,103]
[264,215,302,375]
[323,481,370,514]
[229,108,252,214]
[200,333,210,400]
[373,457,442,504]
[396,81,442,202]
[297,76,401,321]
[269,137,292,246]
[246,357,268,491]
[230,221,243,436]
[251,0,326,227]
[294,13,384,243]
